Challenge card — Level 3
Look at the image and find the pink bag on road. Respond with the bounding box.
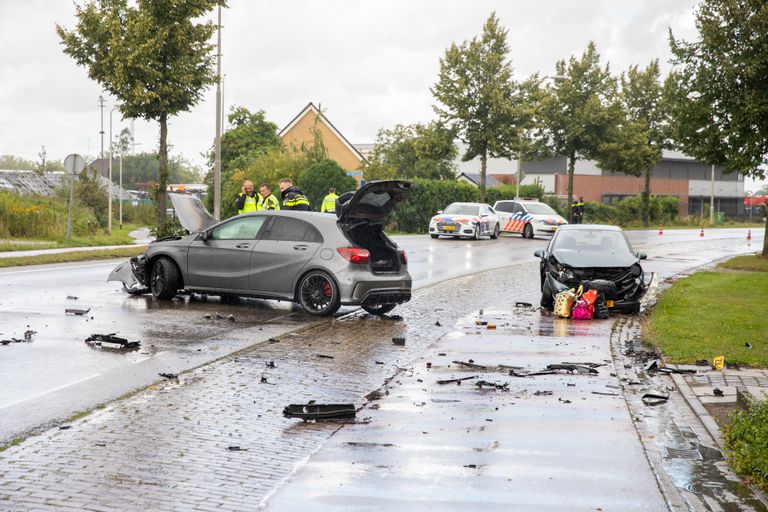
[571,298,593,320]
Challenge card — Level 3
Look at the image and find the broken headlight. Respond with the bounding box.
[552,261,575,282]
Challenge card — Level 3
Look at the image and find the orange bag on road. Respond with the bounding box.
[582,289,598,306]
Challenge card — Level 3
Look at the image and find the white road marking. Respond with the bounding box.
[0,262,117,275]
[0,373,103,410]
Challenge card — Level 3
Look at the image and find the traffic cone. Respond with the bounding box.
[747,229,752,244]
[658,225,663,236]
[699,227,705,238]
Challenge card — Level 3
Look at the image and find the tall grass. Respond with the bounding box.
[0,192,99,239]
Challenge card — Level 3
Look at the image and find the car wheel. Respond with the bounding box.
[430,234,439,239]
[473,225,481,240]
[150,257,181,300]
[361,303,397,316]
[523,223,534,239]
[540,291,554,310]
[297,271,341,316]
[490,223,500,239]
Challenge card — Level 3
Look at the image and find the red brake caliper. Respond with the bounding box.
[322,282,332,298]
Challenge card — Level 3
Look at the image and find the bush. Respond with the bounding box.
[725,398,768,489]
[297,160,356,210]
[583,195,680,226]
[0,191,99,239]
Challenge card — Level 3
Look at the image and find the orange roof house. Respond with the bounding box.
[279,103,366,185]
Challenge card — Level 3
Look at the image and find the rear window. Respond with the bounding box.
[444,204,479,215]
[264,217,317,242]
[359,191,392,208]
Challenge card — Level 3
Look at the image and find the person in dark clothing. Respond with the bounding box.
[278,178,311,211]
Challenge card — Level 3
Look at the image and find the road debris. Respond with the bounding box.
[66,295,78,300]
[265,361,276,369]
[534,390,553,396]
[316,354,334,359]
[453,360,486,370]
[23,329,36,340]
[713,387,724,397]
[283,403,356,421]
[227,446,248,451]
[487,323,497,330]
[515,302,533,308]
[85,333,140,350]
[547,363,599,375]
[158,372,178,380]
[509,369,557,377]
[65,308,91,315]
[641,389,670,406]
[435,320,442,326]
[475,380,509,391]
[392,337,405,346]
[437,376,477,385]
[592,391,619,396]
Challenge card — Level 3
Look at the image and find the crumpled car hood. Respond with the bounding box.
[552,248,639,268]
[169,193,218,233]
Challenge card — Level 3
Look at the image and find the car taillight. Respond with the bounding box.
[337,247,370,264]
[400,249,408,264]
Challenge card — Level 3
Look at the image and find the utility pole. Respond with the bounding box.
[98,95,106,160]
[213,3,222,219]
[710,163,715,225]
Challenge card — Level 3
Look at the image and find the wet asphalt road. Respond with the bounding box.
[0,228,761,444]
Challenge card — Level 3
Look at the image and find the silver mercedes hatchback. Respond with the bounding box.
[109,180,413,316]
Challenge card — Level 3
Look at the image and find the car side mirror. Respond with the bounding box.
[199,230,210,242]
[637,252,647,260]
[436,210,443,214]
[534,250,545,258]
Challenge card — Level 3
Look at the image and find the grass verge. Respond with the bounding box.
[0,247,146,268]
[717,254,768,273]
[644,270,768,366]
[0,224,142,253]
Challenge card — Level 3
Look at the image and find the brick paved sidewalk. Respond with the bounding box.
[0,265,538,511]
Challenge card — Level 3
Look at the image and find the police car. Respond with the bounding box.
[428,202,500,240]
[493,199,567,239]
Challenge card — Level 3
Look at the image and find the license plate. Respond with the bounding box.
[442,226,456,231]
[606,300,615,308]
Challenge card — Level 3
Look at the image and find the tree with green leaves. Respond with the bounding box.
[297,159,356,210]
[617,61,671,227]
[432,13,522,202]
[368,122,456,181]
[120,152,202,189]
[0,155,37,171]
[57,0,222,235]
[538,42,626,222]
[669,0,768,254]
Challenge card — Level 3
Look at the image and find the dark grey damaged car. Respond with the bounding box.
[534,224,651,313]
[108,180,413,316]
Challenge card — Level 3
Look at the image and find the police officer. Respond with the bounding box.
[257,183,280,211]
[278,178,310,211]
[576,196,585,224]
[235,180,258,214]
[320,187,338,214]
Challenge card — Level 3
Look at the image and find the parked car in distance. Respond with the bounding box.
[493,199,567,239]
[428,202,500,240]
[108,181,413,316]
[534,224,650,313]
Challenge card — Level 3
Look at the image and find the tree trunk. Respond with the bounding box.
[642,167,651,227]
[763,213,768,257]
[567,154,575,223]
[157,113,168,229]
[479,152,487,203]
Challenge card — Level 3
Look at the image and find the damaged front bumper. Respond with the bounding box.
[543,269,654,312]
[107,256,149,295]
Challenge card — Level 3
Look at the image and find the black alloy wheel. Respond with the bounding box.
[490,223,500,239]
[298,271,341,316]
[150,257,181,300]
[523,223,534,239]
[361,303,397,316]
[430,234,439,239]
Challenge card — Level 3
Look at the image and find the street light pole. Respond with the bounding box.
[710,163,715,225]
[108,107,118,234]
[516,151,522,198]
[213,3,222,219]
[119,151,123,230]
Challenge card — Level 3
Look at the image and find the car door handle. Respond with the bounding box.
[236,243,251,249]
[292,244,308,251]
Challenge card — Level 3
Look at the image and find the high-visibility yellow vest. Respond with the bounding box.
[237,193,258,214]
[321,193,338,213]
[257,194,280,211]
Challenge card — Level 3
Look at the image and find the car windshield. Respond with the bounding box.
[524,203,557,215]
[553,229,633,255]
[443,204,479,215]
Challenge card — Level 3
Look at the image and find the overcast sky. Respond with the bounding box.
[0,0,763,191]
